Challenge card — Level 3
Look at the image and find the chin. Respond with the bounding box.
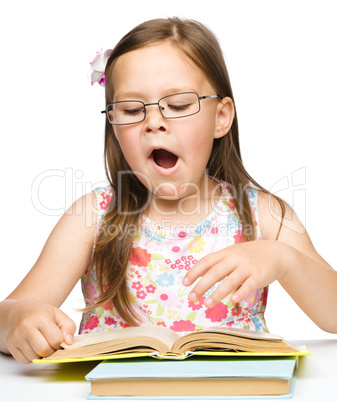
[153,186,181,200]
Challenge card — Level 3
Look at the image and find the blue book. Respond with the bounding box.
[85,356,298,400]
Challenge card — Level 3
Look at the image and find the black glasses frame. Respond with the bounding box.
[101,92,221,125]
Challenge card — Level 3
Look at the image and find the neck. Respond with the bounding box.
[146,175,222,227]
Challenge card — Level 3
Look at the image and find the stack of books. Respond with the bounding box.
[34,325,310,399]
[85,356,299,399]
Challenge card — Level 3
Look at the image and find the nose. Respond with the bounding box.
[144,103,167,133]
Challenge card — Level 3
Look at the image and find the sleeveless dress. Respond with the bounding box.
[79,180,269,335]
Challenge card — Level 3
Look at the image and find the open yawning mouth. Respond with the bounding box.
[151,148,179,169]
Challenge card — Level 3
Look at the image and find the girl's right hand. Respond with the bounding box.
[1,192,97,363]
[0,192,98,363]
[6,298,76,364]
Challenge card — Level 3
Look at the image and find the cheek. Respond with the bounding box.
[174,116,216,151]
[113,127,138,158]
[113,126,126,144]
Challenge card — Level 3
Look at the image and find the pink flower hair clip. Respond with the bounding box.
[88,48,113,87]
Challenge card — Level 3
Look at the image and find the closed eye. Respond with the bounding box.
[122,107,144,116]
[168,103,193,111]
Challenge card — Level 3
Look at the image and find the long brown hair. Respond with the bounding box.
[85,17,285,325]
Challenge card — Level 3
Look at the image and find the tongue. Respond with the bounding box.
[153,149,178,169]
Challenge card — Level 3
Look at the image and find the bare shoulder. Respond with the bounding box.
[257,190,330,265]
[7,191,99,306]
[257,191,305,240]
[45,191,98,253]
[63,191,98,237]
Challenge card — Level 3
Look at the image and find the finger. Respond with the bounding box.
[6,330,40,363]
[230,276,260,303]
[16,348,34,364]
[30,328,59,358]
[54,308,77,345]
[37,319,65,351]
[203,271,248,307]
[183,252,224,286]
[7,343,32,364]
[20,340,43,362]
[188,260,235,303]
[9,341,41,364]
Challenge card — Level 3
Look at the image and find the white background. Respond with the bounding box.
[0,0,336,341]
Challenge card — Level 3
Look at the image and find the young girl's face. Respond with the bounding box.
[110,41,228,202]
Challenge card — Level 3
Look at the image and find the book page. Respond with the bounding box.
[197,326,283,340]
[171,327,299,354]
[62,325,181,351]
[91,377,291,397]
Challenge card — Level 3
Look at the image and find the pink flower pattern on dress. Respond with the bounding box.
[170,320,196,332]
[145,284,156,293]
[188,297,206,311]
[245,289,259,308]
[234,229,244,244]
[105,316,117,326]
[130,247,151,267]
[84,315,99,331]
[83,282,97,299]
[99,191,112,210]
[79,183,269,336]
[132,281,142,291]
[205,303,229,323]
[136,290,147,300]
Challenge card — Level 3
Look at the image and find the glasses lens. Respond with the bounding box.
[107,101,145,125]
[159,92,199,118]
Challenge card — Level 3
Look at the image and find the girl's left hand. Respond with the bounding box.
[182,240,291,308]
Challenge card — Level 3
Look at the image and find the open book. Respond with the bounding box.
[34,325,310,363]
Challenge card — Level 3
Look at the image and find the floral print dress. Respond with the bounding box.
[79,180,269,335]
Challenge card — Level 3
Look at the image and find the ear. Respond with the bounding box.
[214,97,235,139]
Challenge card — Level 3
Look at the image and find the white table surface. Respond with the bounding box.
[0,339,337,402]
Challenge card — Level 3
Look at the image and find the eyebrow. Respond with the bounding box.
[115,91,142,100]
[115,88,198,101]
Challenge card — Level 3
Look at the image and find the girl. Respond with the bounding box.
[1,17,336,364]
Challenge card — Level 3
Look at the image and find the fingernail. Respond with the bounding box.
[189,292,197,301]
[65,334,73,344]
[231,295,239,303]
[183,277,190,286]
[205,297,214,307]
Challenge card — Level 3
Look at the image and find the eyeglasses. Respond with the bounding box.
[101,92,220,125]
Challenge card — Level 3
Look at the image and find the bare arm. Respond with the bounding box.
[0,191,97,362]
[259,192,337,333]
[183,191,337,334]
